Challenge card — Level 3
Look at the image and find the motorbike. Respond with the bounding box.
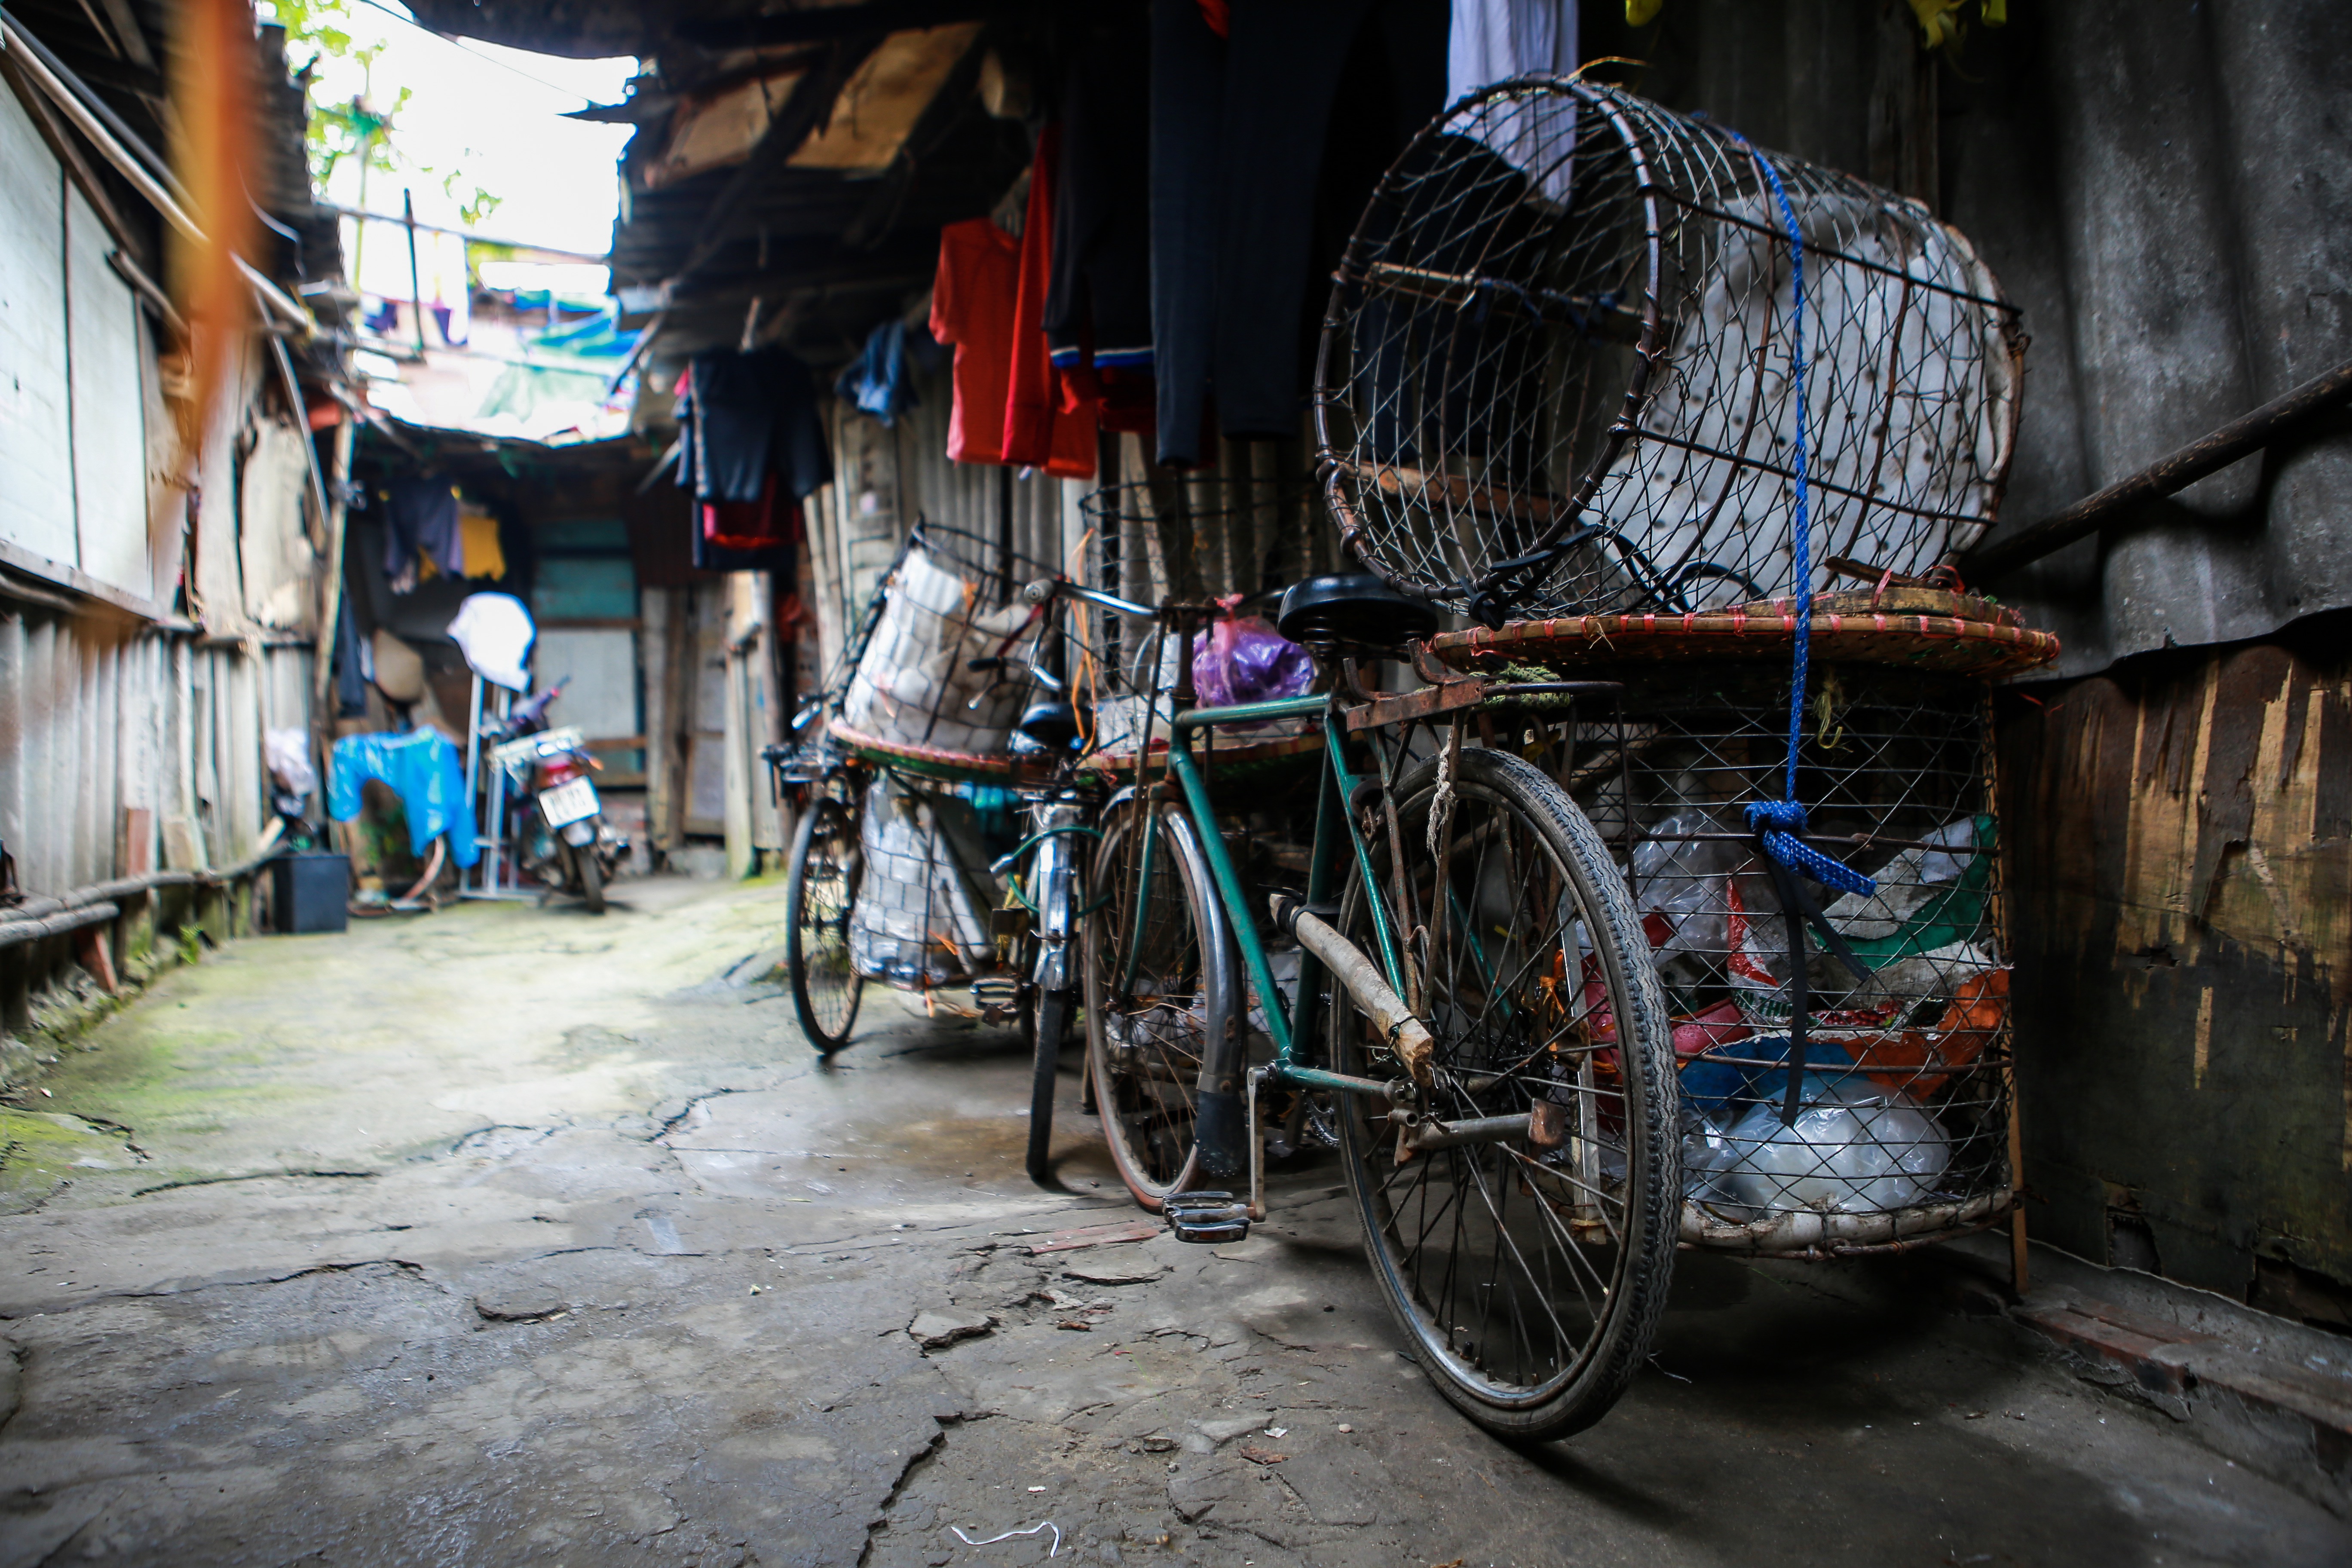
[485,680,627,914]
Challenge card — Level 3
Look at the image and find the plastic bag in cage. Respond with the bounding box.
[1191,609,1313,710]
[1720,1076,1950,1216]
[841,544,1033,756]
[846,776,1001,987]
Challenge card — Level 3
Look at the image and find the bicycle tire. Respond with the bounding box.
[1081,797,1234,1210]
[1332,745,1678,1441]
[784,793,865,1054]
[1026,991,1072,1186]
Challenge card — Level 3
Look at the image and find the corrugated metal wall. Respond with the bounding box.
[809,359,1340,678]
[0,607,299,893]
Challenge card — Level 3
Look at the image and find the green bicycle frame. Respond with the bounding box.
[1161,696,1407,1102]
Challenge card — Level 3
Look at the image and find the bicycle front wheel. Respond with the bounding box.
[1333,745,1678,1441]
[784,792,865,1054]
[1082,796,1236,1210]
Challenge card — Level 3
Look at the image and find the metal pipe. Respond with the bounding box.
[402,189,428,356]
[0,903,119,950]
[1273,1065,1408,1102]
[1272,894,1435,1086]
[1389,1110,1534,1154]
[1170,693,1328,729]
[1959,356,2352,581]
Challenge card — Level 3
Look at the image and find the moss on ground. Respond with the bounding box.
[0,1109,141,1214]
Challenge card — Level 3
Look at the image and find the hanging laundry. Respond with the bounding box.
[382,478,462,595]
[329,729,481,868]
[1148,0,1446,466]
[671,347,831,573]
[930,217,1024,465]
[1447,0,1580,199]
[833,317,937,426]
[683,347,833,504]
[1001,124,1098,478]
[457,502,507,579]
[447,591,536,692]
[702,474,804,553]
[1448,0,1579,98]
[333,593,371,718]
[1045,4,1156,436]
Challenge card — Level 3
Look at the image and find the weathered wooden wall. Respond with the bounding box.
[2000,615,2352,1321]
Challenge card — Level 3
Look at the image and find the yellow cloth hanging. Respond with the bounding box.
[458,506,507,580]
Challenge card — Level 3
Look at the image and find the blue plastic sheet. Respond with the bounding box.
[329,730,480,868]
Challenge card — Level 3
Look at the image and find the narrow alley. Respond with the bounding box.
[3,880,2341,1566]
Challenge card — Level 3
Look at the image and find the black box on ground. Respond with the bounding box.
[270,851,350,934]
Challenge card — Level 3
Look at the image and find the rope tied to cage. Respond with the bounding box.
[1727,128,1878,1124]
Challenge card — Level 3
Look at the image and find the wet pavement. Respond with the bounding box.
[2,875,2345,1567]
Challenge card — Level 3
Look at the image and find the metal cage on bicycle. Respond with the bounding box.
[1314,78,2024,626]
[1434,601,2059,1255]
[829,521,1065,783]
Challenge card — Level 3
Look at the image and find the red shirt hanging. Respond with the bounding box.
[1000,125,1096,478]
[930,218,1020,465]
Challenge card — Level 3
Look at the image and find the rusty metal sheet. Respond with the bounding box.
[1342,676,1489,732]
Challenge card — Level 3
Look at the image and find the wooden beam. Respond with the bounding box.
[676,0,1033,50]
[664,37,890,292]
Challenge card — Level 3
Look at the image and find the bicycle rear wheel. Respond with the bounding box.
[784,792,865,1054]
[1332,745,1678,1440]
[1082,796,1234,1210]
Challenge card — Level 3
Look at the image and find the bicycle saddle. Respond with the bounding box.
[1016,701,1084,753]
[1276,573,1441,653]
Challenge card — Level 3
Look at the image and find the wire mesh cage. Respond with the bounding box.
[1529,658,2013,1254]
[845,773,1015,990]
[834,522,1060,776]
[1315,80,2024,625]
[1066,483,1327,776]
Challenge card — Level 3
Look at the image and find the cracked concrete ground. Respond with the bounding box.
[1,875,2345,1567]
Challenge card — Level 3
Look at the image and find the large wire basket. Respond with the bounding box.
[845,773,1010,990]
[1469,630,2033,1256]
[831,523,1061,785]
[1315,79,2024,625]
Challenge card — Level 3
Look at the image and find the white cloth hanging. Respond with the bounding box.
[1447,1,1580,203]
[1447,0,1580,103]
[448,591,536,692]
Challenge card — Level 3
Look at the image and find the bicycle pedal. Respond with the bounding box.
[970,976,1020,1011]
[1164,1191,1251,1245]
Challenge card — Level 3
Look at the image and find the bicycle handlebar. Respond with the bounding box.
[1022,576,1157,620]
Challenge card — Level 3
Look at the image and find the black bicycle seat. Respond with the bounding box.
[1016,701,1084,752]
[1277,573,1441,653]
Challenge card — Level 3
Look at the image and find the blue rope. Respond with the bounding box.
[1726,130,1875,902]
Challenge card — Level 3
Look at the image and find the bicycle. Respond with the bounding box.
[770,523,1104,1188]
[1026,568,1683,1441]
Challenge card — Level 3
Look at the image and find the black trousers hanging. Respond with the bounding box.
[1151,0,1447,467]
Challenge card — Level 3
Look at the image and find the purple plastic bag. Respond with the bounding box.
[1191,611,1314,710]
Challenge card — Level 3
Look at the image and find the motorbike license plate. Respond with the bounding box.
[539,777,600,827]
